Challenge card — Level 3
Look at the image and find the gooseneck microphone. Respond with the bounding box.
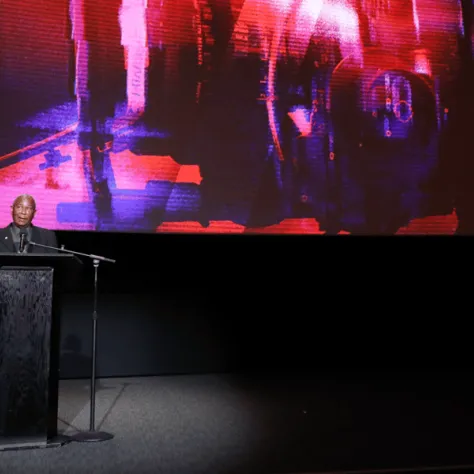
[19,231,27,254]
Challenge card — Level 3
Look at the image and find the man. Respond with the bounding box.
[0,195,58,253]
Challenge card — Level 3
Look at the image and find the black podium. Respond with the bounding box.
[0,253,82,451]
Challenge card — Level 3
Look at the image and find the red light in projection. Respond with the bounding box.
[413,49,432,76]
[288,108,312,137]
[393,99,414,123]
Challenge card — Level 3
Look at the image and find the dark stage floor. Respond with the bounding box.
[1,371,474,474]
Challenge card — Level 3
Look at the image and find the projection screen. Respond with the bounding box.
[0,0,471,234]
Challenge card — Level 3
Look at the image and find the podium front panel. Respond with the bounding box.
[0,267,54,449]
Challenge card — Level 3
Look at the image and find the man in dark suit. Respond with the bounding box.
[0,195,58,254]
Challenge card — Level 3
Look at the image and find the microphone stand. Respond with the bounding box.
[30,241,116,443]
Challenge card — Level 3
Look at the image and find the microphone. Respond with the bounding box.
[19,231,27,254]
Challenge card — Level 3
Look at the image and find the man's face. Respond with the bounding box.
[11,196,36,228]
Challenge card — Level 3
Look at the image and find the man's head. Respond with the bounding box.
[11,194,36,228]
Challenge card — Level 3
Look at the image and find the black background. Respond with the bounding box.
[55,230,472,379]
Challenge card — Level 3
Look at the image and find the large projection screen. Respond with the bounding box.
[0,0,470,234]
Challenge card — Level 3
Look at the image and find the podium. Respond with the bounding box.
[0,253,82,451]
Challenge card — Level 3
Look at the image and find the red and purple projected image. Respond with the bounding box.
[0,0,469,234]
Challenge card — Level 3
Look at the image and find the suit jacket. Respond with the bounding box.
[0,224,59,254]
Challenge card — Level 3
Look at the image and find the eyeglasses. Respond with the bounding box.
[14,205,35,213]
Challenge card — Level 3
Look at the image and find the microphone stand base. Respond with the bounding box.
[70,431,114,443]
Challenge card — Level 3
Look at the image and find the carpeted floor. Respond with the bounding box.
[1,372,474,474]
